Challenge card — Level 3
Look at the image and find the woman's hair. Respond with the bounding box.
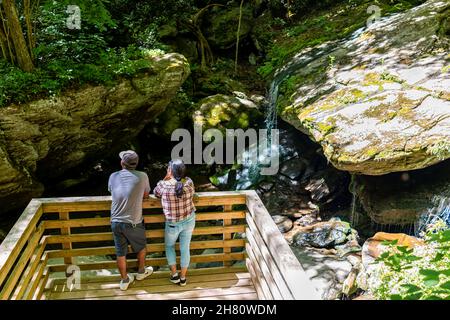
[169,159,186,198]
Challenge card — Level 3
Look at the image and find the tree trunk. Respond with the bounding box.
[1,0,34,72]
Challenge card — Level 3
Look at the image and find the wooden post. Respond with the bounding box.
[223,205,232,267]
[59,211,73,266]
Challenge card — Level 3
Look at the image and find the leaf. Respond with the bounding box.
[431,252,444,262]
[401,284,421,293]
[440,281,450,290]
[403,292,423,300]
[420,269,440,277]
[397,246,409,253]
[382,239,398,246]
[390,294,403,300]
[423,278,440,287]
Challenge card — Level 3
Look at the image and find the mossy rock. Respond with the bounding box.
[194,94,263,132]
[0,53,190,213]
[203,5,254,50]
[275,0,450,175]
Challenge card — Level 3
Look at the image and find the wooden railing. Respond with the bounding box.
[0,191,319,300]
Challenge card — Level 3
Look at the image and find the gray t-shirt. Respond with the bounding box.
[108,169,150,224]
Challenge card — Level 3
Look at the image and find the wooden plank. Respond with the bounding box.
[47,239,245,259]
[59,211,73,265]
[245,258,265,300]
[23,253,48,300]
[48,252,245,272]
[182,292,258,300]
[246,219,294,300]
[43,211,246,229]
[40,192,247,213]
[49,277,253,300]
[244,190,320,300]
[0,224,45,300]
[45,225,246,244]
[33,267,50,300]
[245,229,283,300]
[11,237,48,300]
[0,200,43,287]
[89,286,257,300]
[49,267,248,285]
[245,243,273,300]
[51,271,251,292]
[223,205,233,267]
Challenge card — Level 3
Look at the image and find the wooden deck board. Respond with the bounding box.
[44,268,257,300]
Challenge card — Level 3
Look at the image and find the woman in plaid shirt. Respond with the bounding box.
[154,159,195,286]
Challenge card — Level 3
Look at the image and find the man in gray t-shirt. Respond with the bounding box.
[108,150,153,290]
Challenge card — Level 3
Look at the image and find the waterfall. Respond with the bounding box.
[349,174,359,227]
[415,194,450,237]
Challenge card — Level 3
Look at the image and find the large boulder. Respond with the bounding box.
[0,53,190,212]
[276,0,450,175]
[193,93,263,132]
[203,5,254,50]
[354,159,450,225]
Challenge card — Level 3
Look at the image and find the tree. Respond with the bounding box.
[0,0,34,71]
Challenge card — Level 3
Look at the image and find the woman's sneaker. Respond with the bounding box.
[179,278,187,287]
[119,274,135,291]
[136,266,154,281]
[170,273,180,284]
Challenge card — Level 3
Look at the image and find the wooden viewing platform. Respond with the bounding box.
[0,191,318,300]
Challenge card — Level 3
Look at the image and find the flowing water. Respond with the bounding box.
[415,194,450,237]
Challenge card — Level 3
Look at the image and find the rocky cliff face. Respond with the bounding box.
[0,53,190,212]
[277,0,449,175]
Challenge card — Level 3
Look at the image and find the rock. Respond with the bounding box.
[257,181,274,192]
[172,37,199,63]
[342,267,359,296]
[335,238,362,257]
[194,94,263,131]
[158,22,178,39]
[361,232,423,270]
[291,246,352,300]
[279,158,307,180]
[355,159,450,225]
[0,53,190,212]
[272,215,293,233]
[277,0,450,175]
[203,5,254,50]
[304,167,349,204]
[292,219,356,249]
[347,254,362,267]
[294,214,319,227]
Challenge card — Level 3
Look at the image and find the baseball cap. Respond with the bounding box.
[119,150,139,168]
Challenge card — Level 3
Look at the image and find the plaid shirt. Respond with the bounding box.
[153,177,195,222]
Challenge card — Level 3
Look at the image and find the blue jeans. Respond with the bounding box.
[165,213,196,268]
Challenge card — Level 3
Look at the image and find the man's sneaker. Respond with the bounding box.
[170,273,180,284]
[136,266,154,281]
[119,274,135,291]
[179,278,187,287]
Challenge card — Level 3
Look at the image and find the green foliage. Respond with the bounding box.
[0,1,157,107]
[369,222,450,300]
[42,0,116,31]
[427,141,450,161]
[258,0,427,78]
[107,0,195,49]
